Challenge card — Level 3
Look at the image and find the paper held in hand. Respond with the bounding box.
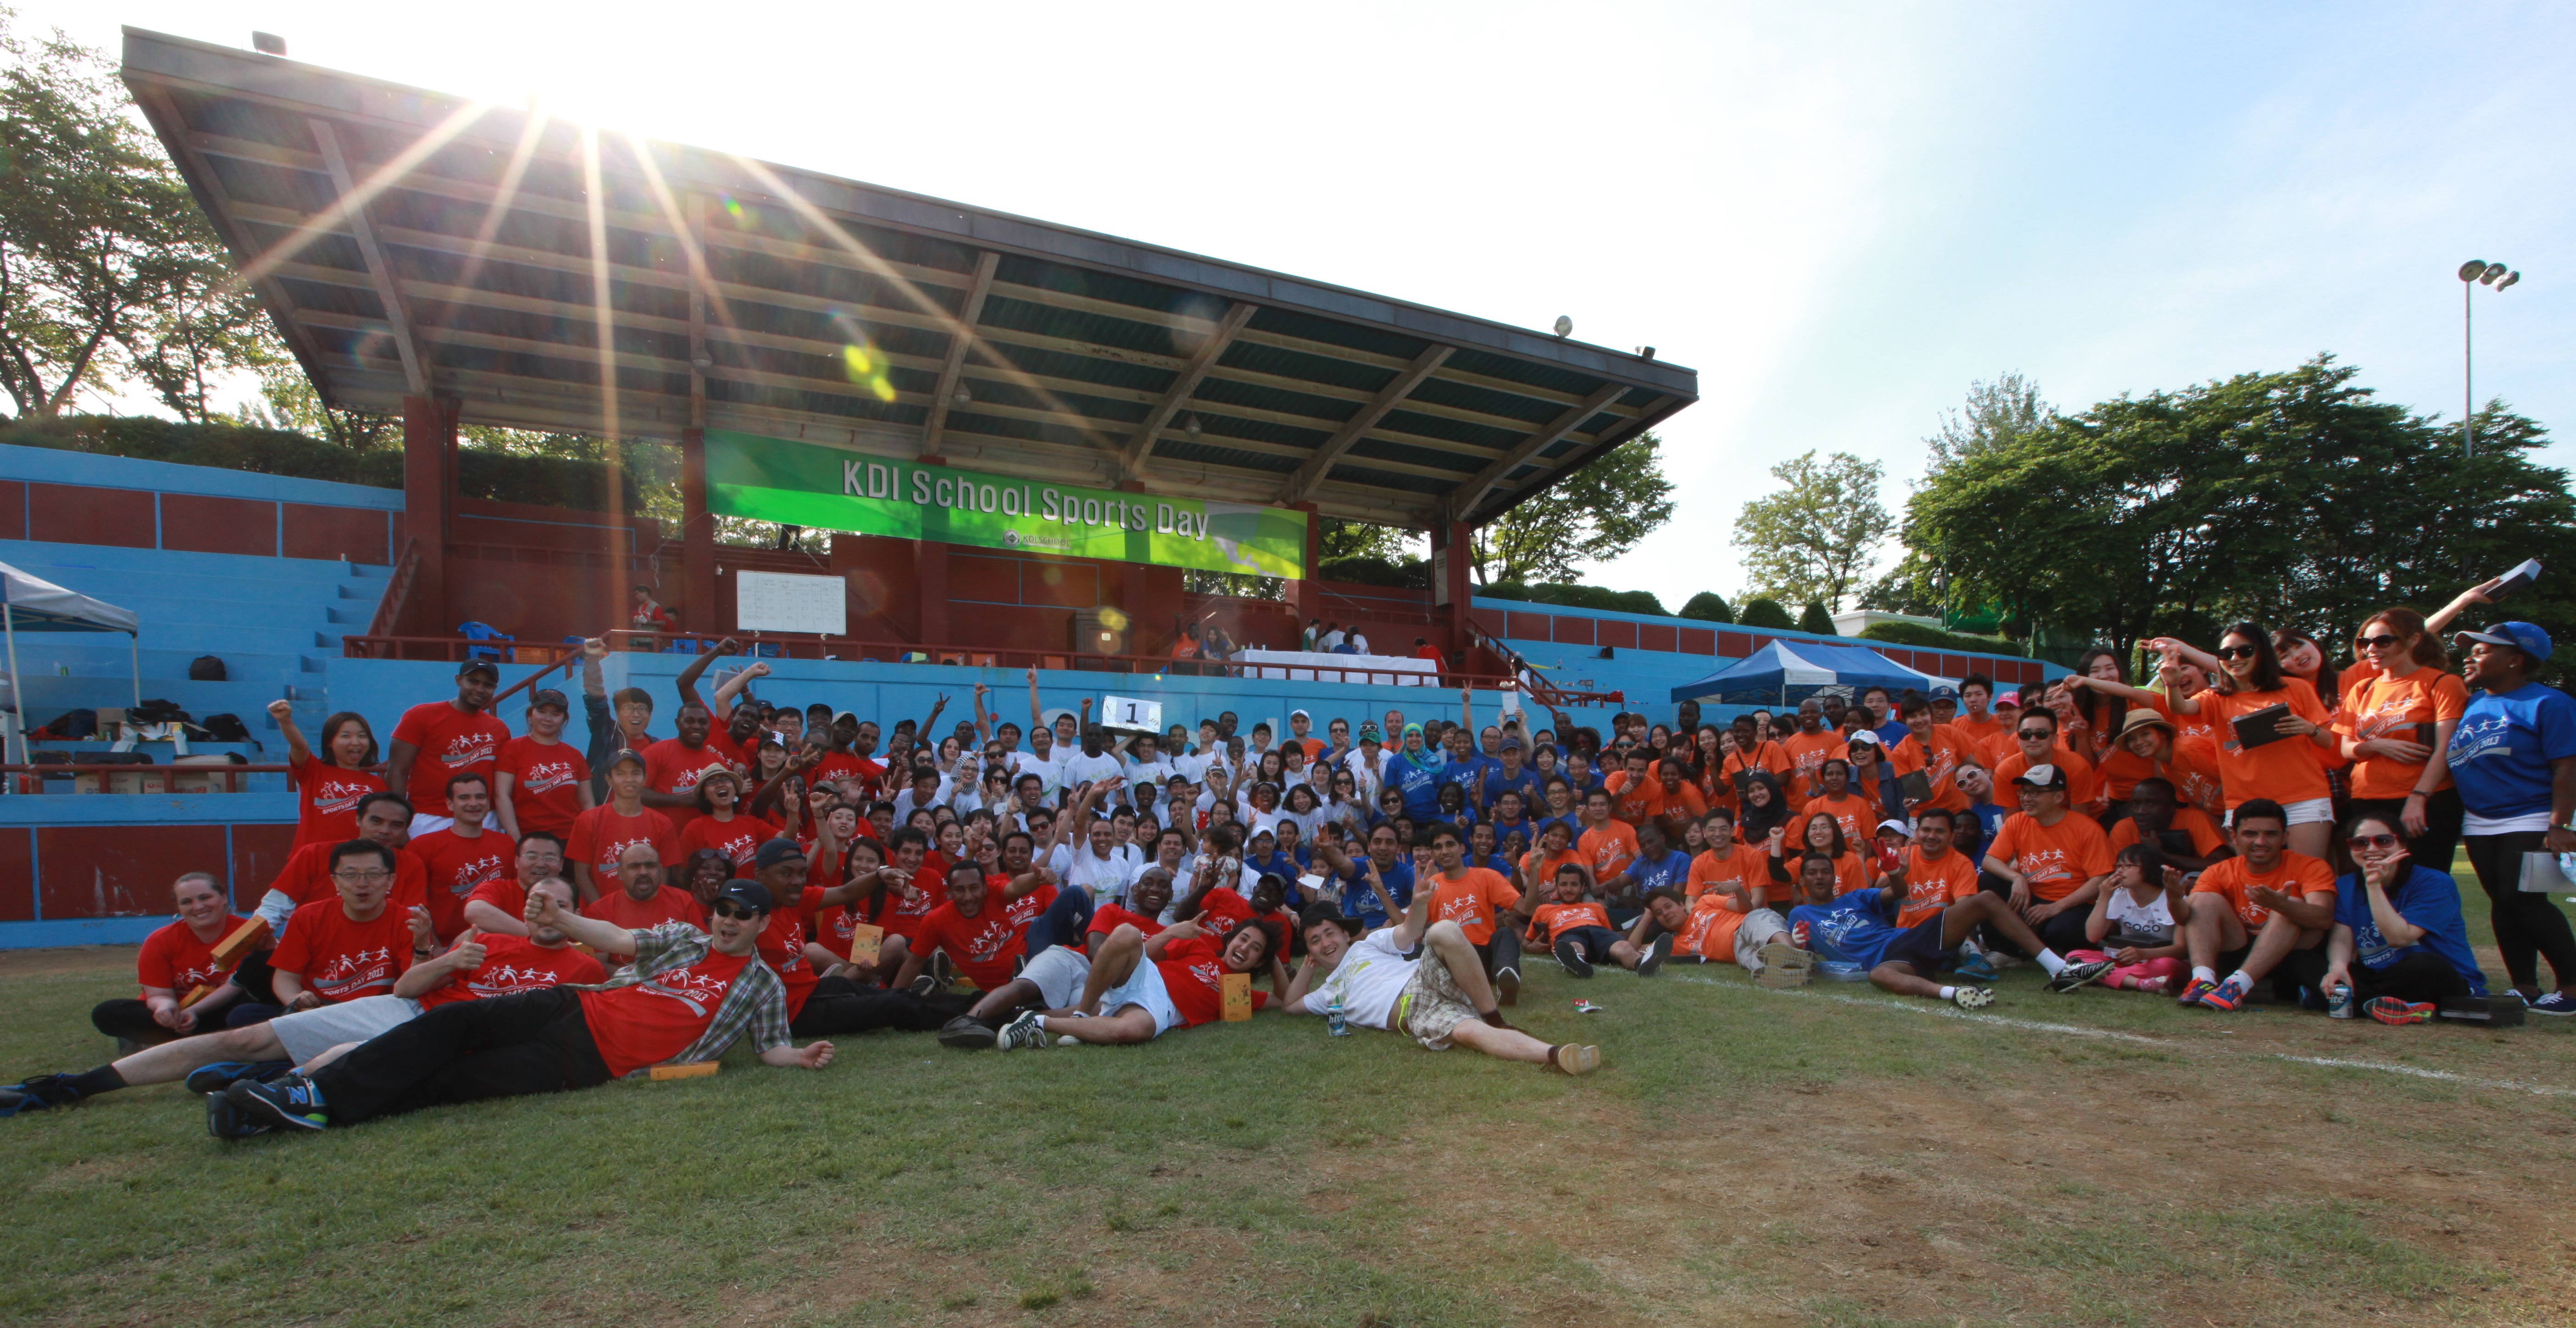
[1100,695,1163,735]
[846,923,884,967]
[1220,971,1254,1022]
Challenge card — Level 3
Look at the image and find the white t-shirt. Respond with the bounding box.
[1121,754,1175,791]
[1318,630,1346,651]
[2104,886,2178,946]
[891,779,952,824]
[1060,749,1121,790]
[1012,748,1067,804]
[1295,927,1418,1029]
[1064,845,1138,903]
[1346,633,1370,654]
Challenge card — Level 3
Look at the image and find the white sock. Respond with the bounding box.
[2222,969,2251,991]
[2035,950,2068,977]
[1937,985,1957,1001]
[2192,966,2216,984]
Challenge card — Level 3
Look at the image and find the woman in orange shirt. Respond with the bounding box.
[2149,625,2339,860]
[2333,608,2470,870]
[2063,648,2129,765]
[1765,810,1869,899]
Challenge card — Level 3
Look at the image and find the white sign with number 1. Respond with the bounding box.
[1101,695,1162,733]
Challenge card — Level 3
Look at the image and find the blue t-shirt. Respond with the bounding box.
[1475,851,1515,876]
[1626,849,1694,898]
[1534,813,1585,848]
[1343,856,1417,930]
[2337,865,2489,996]
[1479,763,1542,814]
[1957,801,2010,867]
[1438,754,1495,803]
[1789,887,1904,970]
[2447,682,2576,823]
[1382,753,1443,820]
[1246,851,1300,898]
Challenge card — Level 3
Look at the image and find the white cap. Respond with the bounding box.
[1875,818,1911,837]
[1290,708,1310,721]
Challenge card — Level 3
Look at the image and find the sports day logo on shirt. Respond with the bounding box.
[310,946,400,999]
[2446,713,2516,768]
[639,963,734,1016]
[440,733,500,771]
[310,775,375,818]
[519,758,580,794]
[2019,847,2072,883]
[447,850,506,896]
[954,913,1017,963]
[461,961,571,998]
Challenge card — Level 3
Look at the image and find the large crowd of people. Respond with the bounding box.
[3,574,2567,1137]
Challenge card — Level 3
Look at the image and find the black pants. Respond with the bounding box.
[2275,948,2471,1007]
[2461,831,2576,991]
[90,1000,181,1046]
[1472,927,1523,979]
[1976,872,2090,956]
[790,975,975,1037]
[2348,788,2465,874]
[308,987,611,1126]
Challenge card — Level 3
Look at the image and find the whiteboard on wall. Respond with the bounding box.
[733,571,847,636]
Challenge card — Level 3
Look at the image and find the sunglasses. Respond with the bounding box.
[710,900,761,921]
[2016,729,2052,740]
[2345,833,2401,852]
[2357,634,2404,650]
[2217,645,2261,661]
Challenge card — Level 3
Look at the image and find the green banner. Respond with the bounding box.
[703,431,1308,577]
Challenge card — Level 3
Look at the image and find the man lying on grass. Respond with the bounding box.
[1284,891,1600,1075]
[987,917,1288,1051]
[218,880,832,1134]
[1785,850,2114,1008]
[934,868,1181,1048]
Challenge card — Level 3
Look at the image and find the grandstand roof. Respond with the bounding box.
[121,28,1698,532]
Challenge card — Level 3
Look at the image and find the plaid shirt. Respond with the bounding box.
[581,922,790,1072]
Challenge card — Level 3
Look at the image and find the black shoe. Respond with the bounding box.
[205,1091,273,1140]
[225,1074,328,1131]
[185,1060,294,1096]
[936,1015,997,1050]
[1494,967,1521,1007]
[1553,936,1594,979]
[0,1073,83,1117]
[1637,933,1673,978]
[908,974,943,997]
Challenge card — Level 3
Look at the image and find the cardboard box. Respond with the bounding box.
[108,770,167,796]
[647,1062,721,1081]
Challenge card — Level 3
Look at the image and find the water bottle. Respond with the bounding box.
[1326,992,1350,1037]
[2327,981,2354,1019]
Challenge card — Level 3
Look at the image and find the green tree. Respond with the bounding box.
[1319,517,1416,563]
[1470,432,1674,586]
[1926,371,2053,476]
[1739,598,1795,630]
[0,16,244,417]
[1678,591,1732,623]
[1731,450,1893,611]
[1797,602,1837,635]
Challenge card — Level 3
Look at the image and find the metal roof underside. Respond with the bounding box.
[120,28,1697,531]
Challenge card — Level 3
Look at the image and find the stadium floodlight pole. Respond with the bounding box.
[2456,260,2522,457]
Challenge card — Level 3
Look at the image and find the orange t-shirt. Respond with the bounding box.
[1985,811,2112,903]
[1684,846,1763,906]
[1670,892,1752,960]
[2192,681,2332,807]
[2094,733,2225,814]
[1426,867,1519,946]
[1893,845,1980,929]
[1888,726,1971,813]
[1577,820,1640,884]
[1779,730,1848,797]
[1801,793,1875,847]
[2192,850,2332,928]
[1529,899,1613,944]
[2333,669,2470,800]
[2108,807,2226,859]
[1993,746,2099,810]
[1949,711,2008,753]
[1604,771,1659,826]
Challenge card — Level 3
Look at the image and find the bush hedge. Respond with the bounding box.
[1738,598,1795,630]
[1856,620,2026,657]
[1476,581,1667,616]
[1678,592,1732,623]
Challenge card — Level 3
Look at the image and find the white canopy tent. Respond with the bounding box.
[0,561,141,764]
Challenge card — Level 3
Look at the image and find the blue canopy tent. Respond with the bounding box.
[0,561,141,764]
[1668,640,1938,707]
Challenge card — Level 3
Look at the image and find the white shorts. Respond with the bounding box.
[1094,959,1181,1038]
[2227,797,2333,828]
[269,994,424,1064]
[1020,945,1092,1010]
[1733,908,1789,968]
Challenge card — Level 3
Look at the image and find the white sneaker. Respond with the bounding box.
[995,1010,1052,1051]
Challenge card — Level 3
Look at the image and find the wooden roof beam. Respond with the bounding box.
[1445,382,1627,524]
[1117,301,1255,482]
[920,250,999,458]
[307,118,428,395]
[1281,343,1452,506]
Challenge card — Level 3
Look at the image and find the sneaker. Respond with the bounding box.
[1954,954,2002,983]
[2198,979,2249,1013]
[2530,992,2576,1017]
[1951,985,1994,1009]
[931,952,957,986]
[2365,996,2435,1026]
[935,1016,997,1051]
[225,1074,328,1131]
[994,1010,1052,1052]
[204,1091,273,1140]
[1637,933,1673,978]
[1752,940,1815,990]
[0,1073,83,1117]
[1494,967,1521,1007]
[2046,959,2115,994]
[1553,936,1595,979]
[1054,1035,1082,1047]
[2137,975,2170,995]
[185,1060,294,1095]
[2175,976,2220,1007]
[1544,1044,1601,1075]
[908,974,943,997]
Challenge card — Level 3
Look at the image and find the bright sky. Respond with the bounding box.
[39,1,2576,609]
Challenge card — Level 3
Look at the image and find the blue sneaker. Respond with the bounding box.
[1954,955,2001,983]
[185,1061,293,1096]
[205,1091,273,1140]
[225,1073,328,1131]
[2530,992,2576,1017]
[0,1074,83,1117]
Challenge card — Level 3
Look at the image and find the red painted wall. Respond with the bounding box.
[161,493,277,556]
[30,482,152,547]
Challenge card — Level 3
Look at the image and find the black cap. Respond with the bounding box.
[716,879,774,913]
[528,687,569,711]
[458,658,501,680]
[753,837,807,870]
[606,748,646,772]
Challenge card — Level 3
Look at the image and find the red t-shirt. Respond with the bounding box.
[405,827,512,941]
[753,886,825,1018]
[677,813,778,872]
[390,701,510,817]
[566,804,679,885]
[643,737,727,832]
[1153,934,1269,1028]
[270,900,413,1002]
[913,899,1028,991]
[880,863,948,942]
[1002,880,1058,932]
[271,840,429,918]
[495,736,590,836]
[415,934,606,1010]
[291,760,385,850]
[582,885,705,932]
[1086,903,1165,948]
[136,915,251,994]
[578,946,756,1077]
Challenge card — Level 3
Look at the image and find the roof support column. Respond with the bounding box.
[1287,503,1321,643]
[400,394,455,636]
[1430,517,1472,668]
[680,426,716,634]
[914,538,949,647]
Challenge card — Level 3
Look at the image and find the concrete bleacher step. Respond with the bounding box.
[7,676,292,719]
[2,644,305,680]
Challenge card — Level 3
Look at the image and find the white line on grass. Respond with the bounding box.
[2272,1055,2576,1098]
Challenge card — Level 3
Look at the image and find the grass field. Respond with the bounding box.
[4,916,2575,1328]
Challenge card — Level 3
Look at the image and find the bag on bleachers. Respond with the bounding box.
[200,713,252,743]
[129,699,192,725]
[36,708,95,740]
[188,655,228,681]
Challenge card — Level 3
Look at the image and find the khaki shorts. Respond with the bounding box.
[1394,947,1478,1051]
